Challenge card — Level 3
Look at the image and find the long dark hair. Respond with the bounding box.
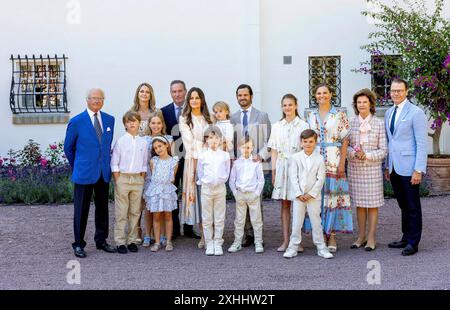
[183,87,212,128]
[151,135,172,157]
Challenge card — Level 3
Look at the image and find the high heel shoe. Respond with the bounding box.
[350,240,367,249]
[364,244,376,251]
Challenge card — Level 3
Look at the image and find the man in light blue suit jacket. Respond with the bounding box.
[64,88,116,258]
[384,79,428,256]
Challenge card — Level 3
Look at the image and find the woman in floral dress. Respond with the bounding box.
[268,94,309,252]
[306,84,353,252]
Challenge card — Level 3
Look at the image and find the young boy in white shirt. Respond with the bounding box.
[284,129,333,259]
[197,126,231,256]
[228,136,265,253]
[111,111,148,254]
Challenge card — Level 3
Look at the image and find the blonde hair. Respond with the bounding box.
[145,110,167,136]
[212,101,231,121]
[131,83,156,113]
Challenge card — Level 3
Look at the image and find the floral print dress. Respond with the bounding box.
[306,107,353,236]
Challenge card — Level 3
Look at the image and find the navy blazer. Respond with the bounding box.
[64,109,115,184]
[161,102,184,157]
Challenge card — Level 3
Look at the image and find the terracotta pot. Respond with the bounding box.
[426,156,450,195]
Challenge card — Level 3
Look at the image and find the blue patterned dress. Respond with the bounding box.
[143,156,179,213]
[305,107,353,236]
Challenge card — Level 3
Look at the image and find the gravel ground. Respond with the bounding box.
[1,196,449,290]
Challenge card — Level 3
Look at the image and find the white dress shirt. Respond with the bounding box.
[304,152,313,171]
[216,120,234,151]
[389,98,407,127]
[86,107,103,131]
[229,156,265,196]
[111,132,148,173]
[196,148,231,186]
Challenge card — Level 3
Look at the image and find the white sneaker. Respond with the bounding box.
[214,246,223,256]
[283,248,298,258]
[255,243,264,253]
[228,243,242,253]
[205,246,214,256]
[318,248,334,259]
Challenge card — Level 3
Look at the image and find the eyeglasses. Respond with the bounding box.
[390,90,406,94]
[89,97,104,101]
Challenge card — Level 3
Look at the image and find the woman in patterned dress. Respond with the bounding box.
[179,87,212,248]
[130,82,157,243]
[268,94,309,252]
[306,84,353,252]
[347,89,387,251]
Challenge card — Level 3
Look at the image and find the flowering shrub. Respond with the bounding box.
[357,0,450,155]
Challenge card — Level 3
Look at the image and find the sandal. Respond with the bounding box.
[150,243,161,252]
[165,242,174,252]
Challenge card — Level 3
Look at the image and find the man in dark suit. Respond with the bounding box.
[384,79,428,256]
[230,84,271,247]
[64,88,117,258]
[161,80,200,239]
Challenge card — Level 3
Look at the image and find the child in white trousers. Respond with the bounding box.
[228,136,265,253]
[197,126,231,256]
[284,129,333,259]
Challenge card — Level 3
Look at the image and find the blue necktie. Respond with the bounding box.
[389,106,398,135]
[176,106,182,122]
[94,112,103,142]
[242,110,248,136]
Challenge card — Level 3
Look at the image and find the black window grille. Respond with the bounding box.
[10,54,68,114]
[308,56,341,107]
[371,54,402,106]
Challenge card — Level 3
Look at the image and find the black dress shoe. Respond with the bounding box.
[117,245,128,254]
[184,230,201,239]
[388,240,408,248]
[350,240,367,249]
[242,235,254,247]
[401,245,418,256]
[127,243,138,252]
[74,246,86,258]
[96,243,117,253]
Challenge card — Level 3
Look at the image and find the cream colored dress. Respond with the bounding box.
[268,116,309,200]
[179,114,210,225]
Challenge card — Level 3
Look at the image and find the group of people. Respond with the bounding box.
[64,78,428,260]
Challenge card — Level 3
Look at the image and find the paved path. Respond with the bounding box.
[1,196,449,290]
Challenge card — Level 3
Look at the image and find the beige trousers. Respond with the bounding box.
[288,198,326,251]
[201,183,227,248]
[114,174,144,246]
[234,191,263,245]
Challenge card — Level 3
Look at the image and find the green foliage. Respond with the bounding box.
[358,0,450,154]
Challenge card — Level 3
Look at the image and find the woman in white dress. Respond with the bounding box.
[268,94,309,252]
[179,87,213,248]
[130,82,157,243]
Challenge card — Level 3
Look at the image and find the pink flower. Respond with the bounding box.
[50,144,57,150]
[40,158,48,166]
[0,159,3,166]
[353,145,361,152]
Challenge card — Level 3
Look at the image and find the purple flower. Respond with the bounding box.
[444,55,450,73]
[40,158,48,167]
[50,144,57,150]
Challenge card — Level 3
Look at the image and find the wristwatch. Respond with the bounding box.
[414,170,422,174]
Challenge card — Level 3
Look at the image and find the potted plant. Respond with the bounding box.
[356,0,450,194]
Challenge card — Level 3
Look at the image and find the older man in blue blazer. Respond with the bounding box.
[64,88,117,258]
[384,79,428,256]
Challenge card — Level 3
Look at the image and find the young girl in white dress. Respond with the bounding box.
[143,136,179,252]
[268,94,309,252]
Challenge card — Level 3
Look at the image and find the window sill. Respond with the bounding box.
[12,113,70,125]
